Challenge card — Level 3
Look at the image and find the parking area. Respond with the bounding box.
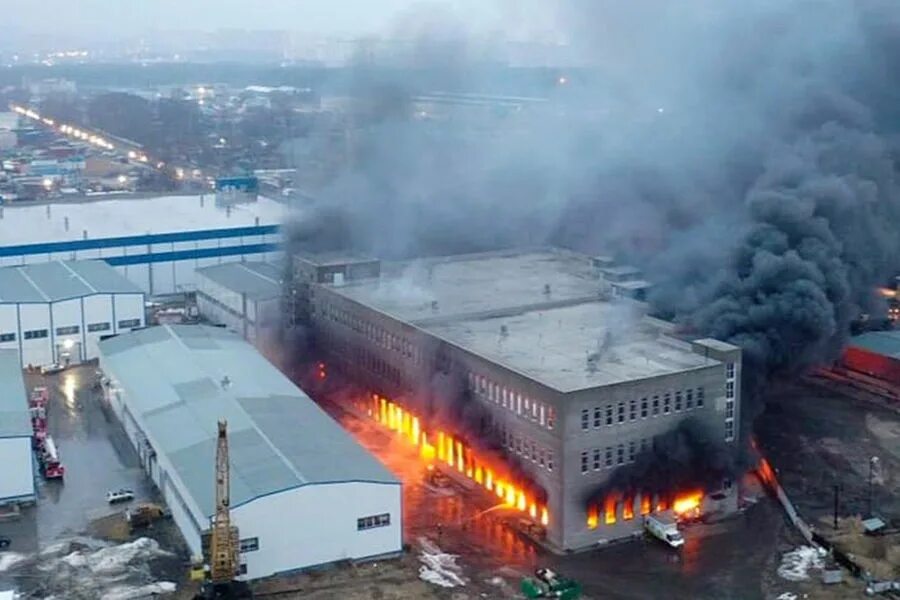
[0,364,188,598]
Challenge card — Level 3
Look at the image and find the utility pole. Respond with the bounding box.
[833,484,839,530]
[867,456,880,517]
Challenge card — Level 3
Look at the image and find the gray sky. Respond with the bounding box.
[12,0,557,40]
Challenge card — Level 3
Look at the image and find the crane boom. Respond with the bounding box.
[210,420,238,583]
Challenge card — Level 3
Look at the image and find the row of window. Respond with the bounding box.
[499,426,555,472]
[357,513,391,531]
[239,537,259,553]
[0,320,135,344]
[580,438,652,473]
[468,373,556,431]
[581,388,706,432]
[724,362,737,442]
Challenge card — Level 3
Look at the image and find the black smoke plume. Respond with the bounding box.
[584,418,742,507]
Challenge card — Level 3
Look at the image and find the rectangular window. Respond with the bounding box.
[593,407,602,429]
[56,325,80,336]
[617,401,625,424]
[725,420,735,441]
[581,409,589,431]
[628,440,636,462]
[357,513,391,531]
[726,362,735,379]
[118,319,141,329]
[239,537,259,553]
[726,381,735,399]
[581,451,589,474]
[547,451,554,471]
[531,442,537,462]
[629,399,637,421]
[87,322,110,333]
[725,401,735,419]
[539,449,545,467]
[547,408,555,430]
[697,387,705,407]
[675,391,683,412]
[652,396,660,416]
[616,444,625,465]
[605,446,613,467]
[663,393,672,414]
[640,397,648,419]
[605,404,613,426]
[0,333,15,343]
[24,329,48,340]
[592,448,601,471]
[686,389,694,410]
[539,404,546,426]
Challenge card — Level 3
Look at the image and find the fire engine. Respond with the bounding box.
[29,386,65,480]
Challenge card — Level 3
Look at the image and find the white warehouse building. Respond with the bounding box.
[0,194,285,296]
[98,325,402,580]
[0,260,145,368]
[0,349,36,505]
[195,261,281,346]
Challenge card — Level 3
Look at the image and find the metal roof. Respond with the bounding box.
[0,194,286,247]
[0,260,143,303]
[98,325,398,517]
[848,330,900,359]
[0,349,31,437]
[196,262,282,302]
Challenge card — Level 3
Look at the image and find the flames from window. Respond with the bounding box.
[586,489,702,529]
[363,393,549,527]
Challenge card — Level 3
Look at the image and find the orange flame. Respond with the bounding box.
[364,393,549,527]
[673,491,702,516]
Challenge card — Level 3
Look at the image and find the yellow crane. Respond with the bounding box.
[195,420,251,599]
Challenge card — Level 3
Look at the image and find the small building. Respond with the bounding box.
[98,325,401,580]
[0,349,36,505]
[195,262,281,345]
[0,260,145,368]
[842,330,900,386]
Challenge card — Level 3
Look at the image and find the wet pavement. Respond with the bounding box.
[0,364,187,597]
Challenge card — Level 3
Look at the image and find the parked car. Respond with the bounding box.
[0,536,10,548]
[106,489,135,504]
[40,363,65,375]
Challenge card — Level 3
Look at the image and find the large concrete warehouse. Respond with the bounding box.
[294,248,742,552]
[0,349,36,505]
[98,324,402,580]
[0,260,145,368]
[0,194,284,295]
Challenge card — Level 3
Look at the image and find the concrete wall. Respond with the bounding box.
[308,284,742,551]
[234,481,401,580]
[0,437,35,504]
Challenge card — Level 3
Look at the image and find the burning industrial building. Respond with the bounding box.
[290,248,741,551]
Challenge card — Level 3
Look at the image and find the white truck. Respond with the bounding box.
[644,515,684,549]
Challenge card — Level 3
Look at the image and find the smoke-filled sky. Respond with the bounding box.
[286,0,900,387]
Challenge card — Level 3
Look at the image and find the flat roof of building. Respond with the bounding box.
[0,260,143,303]
[0,194,286,247]
[0,349,31,437]
[295,251,379,268]
[335,249,604,325]
[849,330,900,359]
[197,261,282,302]
[426,301,716,391]
[99,325,398,517]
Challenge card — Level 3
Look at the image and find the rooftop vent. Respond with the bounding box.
[220,375,232,390]
[500,324,509,338]
[543,283,551,295]
[431,300,439,312]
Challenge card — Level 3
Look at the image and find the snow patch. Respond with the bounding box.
[776,593,798,600]
[101,581,177,600]
[417,537,466,589]
[0,552,27,573]
[777,546,824,581]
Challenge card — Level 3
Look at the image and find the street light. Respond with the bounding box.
[868,456,880,517]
